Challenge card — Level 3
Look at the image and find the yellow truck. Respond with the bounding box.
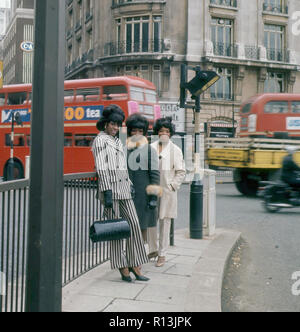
[206,137,300,196]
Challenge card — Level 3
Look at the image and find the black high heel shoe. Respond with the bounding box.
[129,267,150,282]
[119,268,132,283]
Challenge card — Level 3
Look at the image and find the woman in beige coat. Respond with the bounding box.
[148,117,186,267]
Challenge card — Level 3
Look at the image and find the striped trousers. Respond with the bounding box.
[104,199,149,270]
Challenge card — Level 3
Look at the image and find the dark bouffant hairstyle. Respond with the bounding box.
[126,114,149,136]
[96,105,125,131]
[153,117,176,137]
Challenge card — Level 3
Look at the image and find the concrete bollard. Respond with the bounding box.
[203,169,216,237]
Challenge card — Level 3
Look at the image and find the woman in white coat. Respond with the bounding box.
[148,117,186,267]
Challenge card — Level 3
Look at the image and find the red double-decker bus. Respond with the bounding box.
[240,93,300,138]
[0,76,161,180]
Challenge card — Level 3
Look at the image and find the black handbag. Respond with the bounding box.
[89,208,131,243]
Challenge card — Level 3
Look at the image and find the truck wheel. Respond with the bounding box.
[3,159,24,181]
[235,172,258,197]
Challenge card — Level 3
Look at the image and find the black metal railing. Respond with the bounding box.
[0,179,29,313]
[210,0,237,7]
[112,0,166,7]
[244,45,260,60]
[0,173,109,312]
[263,2,288,14]
[213,42,238,58]
[104,39,164,56]
[266,48,289,62]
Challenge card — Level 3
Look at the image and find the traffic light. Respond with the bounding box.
[14,112,23,126]
[185,71,220,98]
[180,65,220,107]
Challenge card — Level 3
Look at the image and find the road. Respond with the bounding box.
[176,182,300,312]
[216,183,300,312]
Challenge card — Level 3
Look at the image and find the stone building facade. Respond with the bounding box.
[2,0,34,85]
[65,0,300,134]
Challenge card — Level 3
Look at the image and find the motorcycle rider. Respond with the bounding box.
[281,146,300,189]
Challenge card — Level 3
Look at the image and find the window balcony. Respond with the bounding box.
[266,48,289,62]
[210,0,237,8]
[112,0,166,7]
[213,42,238,58]
[104,39,164,56]
[244,45,259,60]
[263,2,288,15]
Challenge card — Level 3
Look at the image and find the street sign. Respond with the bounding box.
[20,41,34,52]
[0,61,3,89]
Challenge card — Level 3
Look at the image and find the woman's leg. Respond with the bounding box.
[147,226,158,255]
[158,218,172,258]
[119,199,149,268]
[105,201,128,270]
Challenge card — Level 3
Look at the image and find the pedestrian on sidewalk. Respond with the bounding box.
[92,105,149,283]
[148,117,186,267]
[126,114,162,244]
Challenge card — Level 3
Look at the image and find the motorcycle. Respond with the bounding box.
[259,181,300,213]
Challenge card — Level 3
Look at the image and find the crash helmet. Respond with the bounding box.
[285,146,299,155]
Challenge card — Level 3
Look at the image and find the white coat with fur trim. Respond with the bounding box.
[151,140,186,219]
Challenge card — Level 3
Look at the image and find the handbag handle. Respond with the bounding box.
[102,207,118,220]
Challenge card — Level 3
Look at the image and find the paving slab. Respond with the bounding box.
[103,298,184,313]
[63,293,114,312]
[62,228,241,313]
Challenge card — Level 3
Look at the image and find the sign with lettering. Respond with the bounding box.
[20,41,34,52]
[160,102,185,133]
[287,117,300,130]
[1,105,104,124]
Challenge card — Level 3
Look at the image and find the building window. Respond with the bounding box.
[263,0,288,14]
[211,18,236,57]
[86,29,92,51]
[153,16,162,52]
[107,15,163,55]
[210,67,233,100]
[210,0,237,7]
[123,63,161,95]
[264,24,286,62]
[125,16,150,53]
[264,72,285,93]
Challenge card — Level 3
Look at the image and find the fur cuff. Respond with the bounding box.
[127,136,148,150]
[146,185,163,197]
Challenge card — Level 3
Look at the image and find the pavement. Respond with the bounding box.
[62,228,241,312]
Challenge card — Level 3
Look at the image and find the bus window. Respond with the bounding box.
[5,134,26,146]
[0,93,5,106]
[292,102,300,114]
[103,85,128,100]
[27,135,31,147]
[145,89,157,103]
[74,134,96,147]
[130,86,144,102]
[64,89,75,103]
[64,133,73,147]
[264,101,288,114]
[7,92,27,105]
[75,88,100,102]
[241,103,252,113]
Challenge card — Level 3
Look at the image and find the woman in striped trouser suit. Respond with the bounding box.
[92,105,149,282]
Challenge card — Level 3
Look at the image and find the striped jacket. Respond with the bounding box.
[92,132,132,200]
